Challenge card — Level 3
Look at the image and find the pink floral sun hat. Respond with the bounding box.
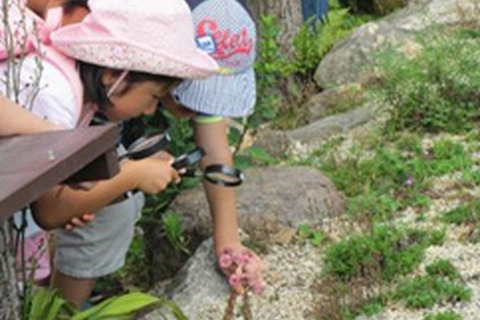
[49,0,218,79]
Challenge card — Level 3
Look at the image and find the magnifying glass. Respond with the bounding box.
[201,164,244,187]
[173,148,244,187]
[123,133,245,187]
[123,133,171,160]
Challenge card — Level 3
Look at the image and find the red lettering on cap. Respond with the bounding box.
[197,19,253,60]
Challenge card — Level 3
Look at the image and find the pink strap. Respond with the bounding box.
[0,4,89,126]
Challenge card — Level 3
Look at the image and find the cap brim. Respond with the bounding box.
[174,68,256,117]
[50,23,218,79]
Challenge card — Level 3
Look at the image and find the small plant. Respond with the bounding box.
[391,275,471,309]
[346,192,401,224]
[323,225,431,282]
[25,287,187,320]
[234,146,278,169]
[429,228,447,246]
[423,310,463,320]
[428,139,473,176]
[297,224,325,247]
[441,200,480,225]
[219,249,265,320]
[395,132,423,155]
[162,212,190,255]
[359,297,384,316]
[425,259,460,281]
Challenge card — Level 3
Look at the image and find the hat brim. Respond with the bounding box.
[50,25,218,79]
[174,68,256,117]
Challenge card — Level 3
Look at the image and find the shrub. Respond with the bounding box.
[426,259,460,281]
[392,275,471,309]
[441,200,480,225]
[423,310,463,320]
[323,225,430,282]
[372,27,480,134]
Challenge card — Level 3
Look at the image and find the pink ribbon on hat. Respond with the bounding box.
[38,7,63,45]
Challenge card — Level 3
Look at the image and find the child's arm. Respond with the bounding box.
[32,151,179,230]
[0,95,60,136]
[193,119,265,293]
[194,119,240,253]
[161,94,265,292]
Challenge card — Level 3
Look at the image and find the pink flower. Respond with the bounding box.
[232,252,251,266]
[219,253,233,270]
[229,273,242,287]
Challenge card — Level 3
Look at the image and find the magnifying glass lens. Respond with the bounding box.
[130,135,163,152]
[126,134,170,160]
[203,164,244,187]
[204,171,242,184]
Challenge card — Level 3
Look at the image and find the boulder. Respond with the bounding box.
[314,0,480,87]
[169,166,345,237]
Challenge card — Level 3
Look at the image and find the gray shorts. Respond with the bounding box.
[54,192,145,279]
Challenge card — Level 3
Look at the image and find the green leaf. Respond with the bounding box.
[28,288,75,320]
[158,299,189,320]
[298,224,312,239]
[71,292,160,320]
[311,231,325,247]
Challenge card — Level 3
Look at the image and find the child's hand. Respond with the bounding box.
[63,212,96,231]
[217,244,266,295]
[124,151,180,194]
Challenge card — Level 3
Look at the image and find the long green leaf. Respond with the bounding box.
[29,288,51,319]
[44,295,68,320]
[71,292,160,320]
[28,288,73,320]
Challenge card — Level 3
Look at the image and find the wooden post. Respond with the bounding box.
[0,221,20,320]
[0,124,120,318]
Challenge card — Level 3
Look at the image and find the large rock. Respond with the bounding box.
[314,0,480,87]
[289,103,379,146]
[251,129,292,158]
[252,100,376,157]
[169,166,345,237]
[305,83,364,123]
[144,239,228,320]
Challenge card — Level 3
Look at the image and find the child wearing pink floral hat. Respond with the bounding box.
[0,0,218,308]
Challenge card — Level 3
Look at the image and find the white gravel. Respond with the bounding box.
[195,242,323,320]
[156,124,480,320]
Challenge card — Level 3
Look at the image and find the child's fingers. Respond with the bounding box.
[80,212,96,222]
[152,150,174,163]
[242,255,266,295]
[64,213,96,231]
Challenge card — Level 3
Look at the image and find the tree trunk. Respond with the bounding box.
[246,0,303,56]
[0,221,20,320]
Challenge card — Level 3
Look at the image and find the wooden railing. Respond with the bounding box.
[0,124,120,220]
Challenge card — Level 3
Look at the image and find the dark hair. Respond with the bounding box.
[78,62,181,111]
[62,0,89,14]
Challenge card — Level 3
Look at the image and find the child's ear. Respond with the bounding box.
[101,68,117,87]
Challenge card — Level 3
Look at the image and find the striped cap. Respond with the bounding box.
[173,0,257,117]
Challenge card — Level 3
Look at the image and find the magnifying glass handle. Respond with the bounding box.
[172,147,206,170]
[180,168,203,177]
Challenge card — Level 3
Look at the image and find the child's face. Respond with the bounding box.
[103,81,175,122]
